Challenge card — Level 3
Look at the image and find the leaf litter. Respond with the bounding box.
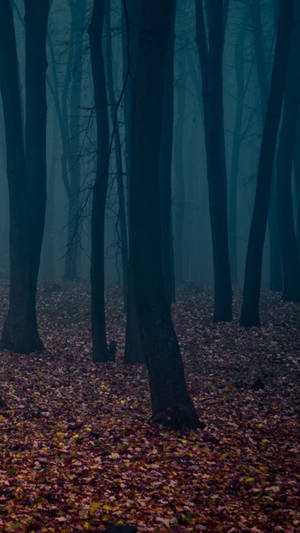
[0,282,299,532]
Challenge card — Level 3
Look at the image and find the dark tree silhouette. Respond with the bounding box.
[276,1,300,302]
[105,1,129,306]
[173,64,186,286]
[249,0,282,292]
[0,0,49,353]
[160,14,176,306]
[129,0,200,429]
[195,0,232,321]
[240,0,293,327]
[63,0,86,281]
[228,11,248,285]
[89,0,111,362]
[123,1,145,365]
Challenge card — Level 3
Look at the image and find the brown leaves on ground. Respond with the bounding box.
[0,282,299,532]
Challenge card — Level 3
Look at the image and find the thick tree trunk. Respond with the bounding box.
[89,0,111,363]
[195,0,232,322]
[240,0,293,327]
[276,8,300,302]
[0,0,49,353]
[129,0,200,429]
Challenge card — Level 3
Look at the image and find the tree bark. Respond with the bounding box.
[249,0,282,292]
[64,0,86,281]
[129,0,200,429]
[0,0,49,353]
[105,1,129,305]
[195,0,232,321]
[294,111,300,253]
[240,0,293,327]
[276,3,300,302]
[160,16,176,306]
[229,16,247,285]
[89,0,111,362]
[173,72,186,286]
[123,0,144,365]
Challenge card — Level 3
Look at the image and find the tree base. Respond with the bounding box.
[92,341,117,363]
[151,405,205,431]
[0,395,7,409]
[1,321,43,354]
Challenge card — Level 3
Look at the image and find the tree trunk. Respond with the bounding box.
[195,0,232,321]
[105,1,129,304]
[240,0,293,327]
[173,73,186,286]
[276,4,300,302]
[229,17,247,285]
[249,0,283,292]
[89,0,111,362]
[160,17,176,306]
[129,0,200,429]
[0,0,49,353]
[123,0,144,365]
[269,181,282,291]
[64,0,86,281]
[294,111,300,253]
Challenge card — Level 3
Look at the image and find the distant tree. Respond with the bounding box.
[89,0,111,362]
[47,0,86,281]
[0,0,49,353]
[276,0,300,302]
[195,0,232,321]
[240,0,293,327]
[129,0,200,429]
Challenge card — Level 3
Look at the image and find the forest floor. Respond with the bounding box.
[0,282,299,533]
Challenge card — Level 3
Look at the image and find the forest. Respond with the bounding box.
[0,0,299,532]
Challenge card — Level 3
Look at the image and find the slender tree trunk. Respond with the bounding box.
[123,0,144,364]
[64,0,86,280]
[276,5,300,301]
[105,1,129,303]
[229,18,247,285]
[0,0,49,353]
[41,125,57,281]
[250,0,282,292]
[240,0,293,327]
[195,0,232,321]
[294,111,300,252]
[268,181,282,291]
[89,0,111,362]
[129,0,200,429]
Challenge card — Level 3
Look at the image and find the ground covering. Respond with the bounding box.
[0,283,299,532]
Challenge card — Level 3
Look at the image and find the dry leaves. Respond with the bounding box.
[0,282,299,532]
